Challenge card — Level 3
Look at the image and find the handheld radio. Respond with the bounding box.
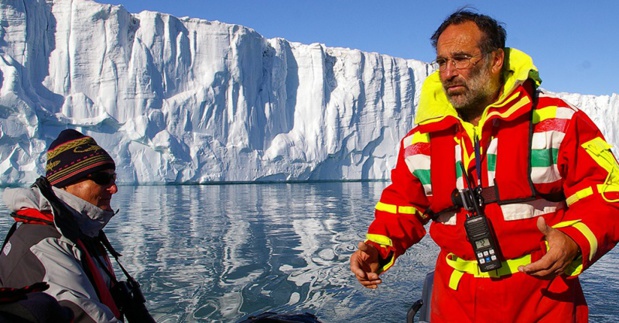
[452,166,503,272]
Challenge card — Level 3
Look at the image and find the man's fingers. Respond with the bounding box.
[350,256,373,278]
[518,258,548,275]
[350,245,371,275]
[359,280,381,289]
[350,250,365,273]
[518,264,556,278]
[353,271,380,282]
[350,241,383,288]
[522,217,556,276]
[355,273,382,289]
[519,248,563,278]
[350,264,365,278]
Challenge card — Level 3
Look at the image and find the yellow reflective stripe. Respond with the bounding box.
[599,184,619,203]
[566,138,619,206]
[582,137,619,200]
[375,201,397,214]
[553,220,597,263]
[599,184,619,193]
[566,184,619,207]
[536,233,582,277]
[532,106,557,124]
[398,206,418,215]
[445,220,594,290]
[546,232,583,276]
[412,131,430,144]
[449,270,464,290]
[572,222,598,261]
[445,253,531,290]
[583,137,614,161]
[566,187,594,206]
[564,255,584,276]
[366,234,393,247]
[485,95,531,120]
[489,90,521,109]
[375,202,419,215]
[365,234,396,274]
[418,115,451,126]
[378,255,395,274]
[582,137,619,185]
[460,123,476,170]
[552,220,581,229]
[546,220,584,276]
[404,131,430,148]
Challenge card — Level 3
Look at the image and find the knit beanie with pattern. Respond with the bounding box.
[45,129,116,188]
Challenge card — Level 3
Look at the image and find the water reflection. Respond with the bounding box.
[0,183,617,322]
[100,182,412,322]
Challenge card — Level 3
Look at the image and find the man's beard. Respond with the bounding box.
[443,62,496,112]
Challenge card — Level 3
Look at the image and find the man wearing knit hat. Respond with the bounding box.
[0,130,152,322]
[46,129,117,193]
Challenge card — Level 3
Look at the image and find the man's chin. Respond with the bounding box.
[447,96,466,109]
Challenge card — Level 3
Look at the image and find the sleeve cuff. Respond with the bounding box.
[365,234,396,273]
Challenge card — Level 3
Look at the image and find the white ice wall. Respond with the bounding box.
[0,0,615,185]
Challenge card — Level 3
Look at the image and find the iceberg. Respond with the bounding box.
[0,0,617,185]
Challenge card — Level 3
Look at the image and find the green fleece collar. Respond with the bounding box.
[415,48,541,125]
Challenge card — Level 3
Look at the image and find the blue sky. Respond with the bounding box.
[98,0,618,96]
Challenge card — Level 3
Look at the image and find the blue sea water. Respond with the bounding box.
[0,182,617,322]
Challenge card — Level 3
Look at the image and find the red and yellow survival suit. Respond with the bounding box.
[364,48,619,322]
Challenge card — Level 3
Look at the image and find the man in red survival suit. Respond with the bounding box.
[350,9,619,323]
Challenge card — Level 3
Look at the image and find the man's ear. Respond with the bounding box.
[491,48,505,74]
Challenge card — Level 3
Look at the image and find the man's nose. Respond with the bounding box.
[441,62,458,78]
[108,183,118,194]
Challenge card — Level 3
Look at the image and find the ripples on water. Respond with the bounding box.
[0,182,617,322]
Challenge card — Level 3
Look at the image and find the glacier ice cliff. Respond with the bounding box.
[0,0,617,185]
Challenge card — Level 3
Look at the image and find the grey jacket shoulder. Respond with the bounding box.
[0,223,120,322]
[0,223,60,288]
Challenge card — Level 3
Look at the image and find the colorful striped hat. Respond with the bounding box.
[45,129,116,187]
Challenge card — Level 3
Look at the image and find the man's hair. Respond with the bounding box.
[430,9,506,53]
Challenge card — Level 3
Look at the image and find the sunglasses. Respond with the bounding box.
[88,172,117,186]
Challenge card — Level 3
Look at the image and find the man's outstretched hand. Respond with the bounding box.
[350,241,383,289]
[518,217,580,279]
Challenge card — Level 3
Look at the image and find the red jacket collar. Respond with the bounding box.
[12,209,54,225]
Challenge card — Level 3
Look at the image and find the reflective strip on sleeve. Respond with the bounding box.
[563,254,584,276]
[566,184,619,207]
[566,187,594,207]
[553,220,597,262]
[375,202,419,215]
[398,206,418,215]
[366,233,393,247]
[365,234,395,273]
[375,201,397,214]
[572,222,598,262]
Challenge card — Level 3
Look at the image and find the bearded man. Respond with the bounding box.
[351,9,619,322]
